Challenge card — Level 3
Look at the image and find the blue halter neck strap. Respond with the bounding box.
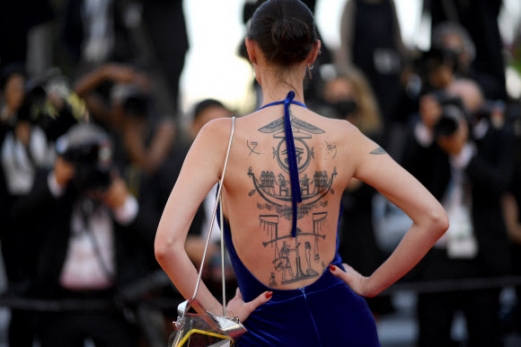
[260,91,306,237]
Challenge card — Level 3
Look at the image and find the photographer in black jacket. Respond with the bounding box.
[11,122,158,347]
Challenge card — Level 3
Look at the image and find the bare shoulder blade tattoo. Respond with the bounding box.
[370,147,386,155]
[248,114,337,287]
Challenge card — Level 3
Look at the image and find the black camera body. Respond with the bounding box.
[122,91,150,118]
[56,123,113,193]
[431,92,468,138]
[13,69,83,142]
[112,84,151,118]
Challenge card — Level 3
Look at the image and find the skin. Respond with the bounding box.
[3,74,26,118]
[155,36,448,322]
[185,104,234,270]
[502,193,521,245]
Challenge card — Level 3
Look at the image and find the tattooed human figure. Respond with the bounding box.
[277,174,288,197]
[278,241,298,282]
[304,241,318,276]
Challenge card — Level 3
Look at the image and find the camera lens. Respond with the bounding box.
[434,105,464,137]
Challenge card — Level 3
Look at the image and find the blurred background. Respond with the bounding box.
[183,0,521,116]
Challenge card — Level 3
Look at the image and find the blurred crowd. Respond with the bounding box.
[1,0,521,346]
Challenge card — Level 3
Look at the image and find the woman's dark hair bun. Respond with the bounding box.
[248,0,317,66]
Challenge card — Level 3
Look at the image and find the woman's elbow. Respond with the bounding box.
[429,207,449,239]
[154,240,169,266]
[154,234,177,266]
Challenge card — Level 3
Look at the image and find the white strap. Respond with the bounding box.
[190,117,236,310]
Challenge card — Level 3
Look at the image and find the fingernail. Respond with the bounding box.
[265,291,273,299]
[329,265,336,271]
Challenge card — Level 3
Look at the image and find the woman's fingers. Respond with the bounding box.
[243,291,272,316]
[234,287,243,300]
[329,263,353,285]
[329,263,369,296]
[228,288,273,323]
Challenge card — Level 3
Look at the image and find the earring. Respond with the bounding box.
[307,64,314,79]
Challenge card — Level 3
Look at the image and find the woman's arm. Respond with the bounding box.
[331,127,448,297]
[155,119,229,312]
[154,118,271,319]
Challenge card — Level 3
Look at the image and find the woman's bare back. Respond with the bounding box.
[221,105,359,290]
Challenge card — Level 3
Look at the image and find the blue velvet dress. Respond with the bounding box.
[220,92,381,346]
[222,218,381,347]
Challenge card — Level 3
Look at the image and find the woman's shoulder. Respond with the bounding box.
[308,111,362,139]
[197,117,235,139]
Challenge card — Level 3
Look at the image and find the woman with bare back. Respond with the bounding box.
[154,1,448,345]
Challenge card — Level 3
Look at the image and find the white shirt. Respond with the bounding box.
[1,127,55,195]
[415,121,478,258]
[48,173,138,290]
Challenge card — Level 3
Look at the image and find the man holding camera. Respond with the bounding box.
[402,78,516,347]
[11,123,158,347]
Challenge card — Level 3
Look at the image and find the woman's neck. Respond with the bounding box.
[256,66,307,106]
[259,84,306,107]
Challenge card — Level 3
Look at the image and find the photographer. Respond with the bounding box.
[0,64,59,347]
[11,123,158,347]
[402,78,517,347]
[409,47,459,100]
[431,21,505,101]
[74,63,175,176]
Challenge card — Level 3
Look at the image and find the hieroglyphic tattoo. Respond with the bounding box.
[247,140,260,156]
[259,115,322,173]
[260,213,326,285]
[325,141,337,158]
[248,114,337,286]
[370,147,386,155]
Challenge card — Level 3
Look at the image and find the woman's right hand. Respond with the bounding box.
[225,287,273,323]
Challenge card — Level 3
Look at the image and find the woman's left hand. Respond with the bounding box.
[225,287,273,323]
[329,263,376,298]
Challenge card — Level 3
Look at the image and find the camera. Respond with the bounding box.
[13,68,86,141]
[111,84,151,118]
[56,123,113,193]
[122,91,150,118]
[432,93,468,138]
[17,69,71,121]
